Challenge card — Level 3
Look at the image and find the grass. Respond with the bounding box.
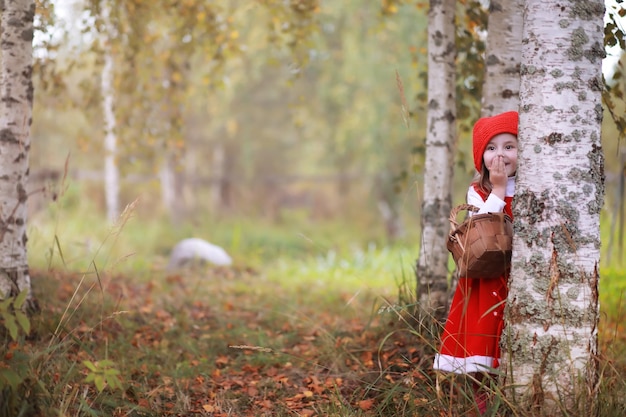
[1,193,626,416]
[13,261,415,416]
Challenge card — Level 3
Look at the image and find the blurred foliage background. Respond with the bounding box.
[25,0,626,271]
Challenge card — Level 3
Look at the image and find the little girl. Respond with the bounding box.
[433,111,519,412]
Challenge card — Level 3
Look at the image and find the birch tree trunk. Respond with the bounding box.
[415,0,455,320]
[101,0,120,223]
[0,0,37,309]
[502,1,605,413]
[481,0,523,116]
[160,152,186,225]
[160,155,175,219]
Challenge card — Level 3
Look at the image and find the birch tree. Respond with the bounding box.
[415,0,456,320]
[480,0,522,116]
[501,0,605,412]
[0,0,37,309]
[100,0,120,223]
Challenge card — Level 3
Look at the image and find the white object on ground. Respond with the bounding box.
[167,238,233,270]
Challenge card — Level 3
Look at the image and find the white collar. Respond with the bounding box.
[506,176,516,197]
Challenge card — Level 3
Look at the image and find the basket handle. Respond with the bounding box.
[449,204,479,235]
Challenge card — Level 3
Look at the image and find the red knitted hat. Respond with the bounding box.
[472,111,519,172]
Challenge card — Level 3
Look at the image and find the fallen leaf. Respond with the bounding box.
[358,398,375,411]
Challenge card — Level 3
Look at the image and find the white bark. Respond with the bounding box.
[101,0,120,223]
[416,0,455,319]
[502,0,605,412]
[481,0,523,116]
[160,152,186,224]
[160,154,175,215]
[0,0,35,307]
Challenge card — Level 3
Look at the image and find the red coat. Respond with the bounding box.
[433,185,512,373]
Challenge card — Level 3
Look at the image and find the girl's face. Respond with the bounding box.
[483,133,518,177]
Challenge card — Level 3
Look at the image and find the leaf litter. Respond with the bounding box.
[0,265,446,416]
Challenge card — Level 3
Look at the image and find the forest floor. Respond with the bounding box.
[3,257,626,416]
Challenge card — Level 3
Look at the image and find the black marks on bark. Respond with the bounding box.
[586,143,605,215]
[569,0,605,21]
[544,132,563,145]
[566,27,588,61]
[16,183,27,203]
[514,190,547,225]
[514,190,549,247]
[501,89,515,99]
[0,128,18,145]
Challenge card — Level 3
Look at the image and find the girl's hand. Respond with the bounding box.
[489,155,506,200]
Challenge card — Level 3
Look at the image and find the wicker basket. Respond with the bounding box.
[447,204,513,279]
